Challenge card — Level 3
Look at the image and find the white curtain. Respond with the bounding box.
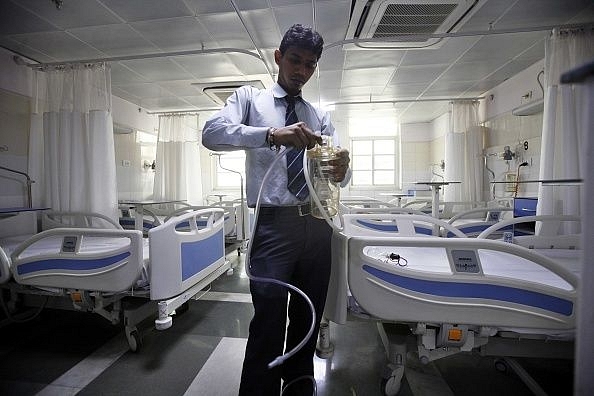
[28,62,118,222]
[444,101,483,202]
[537,28,594,231]
[153,114,202,205]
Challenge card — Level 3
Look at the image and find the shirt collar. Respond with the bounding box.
[272,83,302,100]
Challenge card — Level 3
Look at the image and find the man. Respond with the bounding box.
[202,24,350,395]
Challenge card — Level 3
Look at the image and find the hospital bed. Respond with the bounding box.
[0,207,229,352]
[323,212,580,395]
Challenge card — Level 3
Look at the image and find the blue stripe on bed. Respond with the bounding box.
[16,252,131,275]
[447,224,513,237]
[362,264,573,316]
[355,219,432,235]
[180,229,224,281]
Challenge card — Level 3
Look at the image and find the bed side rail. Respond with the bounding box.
[42,211,123,230]
[342,213,467,238]
[477,215,581,249]
[448,207,513,223]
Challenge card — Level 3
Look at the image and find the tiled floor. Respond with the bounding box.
[0,251,574,395]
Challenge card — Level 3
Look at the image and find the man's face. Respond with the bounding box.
[274,46,318,96]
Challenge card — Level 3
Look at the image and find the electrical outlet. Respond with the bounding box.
[122,160,131,167]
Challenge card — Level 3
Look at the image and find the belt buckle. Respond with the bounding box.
[297,203,310,217]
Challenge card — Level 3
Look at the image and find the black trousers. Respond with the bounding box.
[239,206,332,396]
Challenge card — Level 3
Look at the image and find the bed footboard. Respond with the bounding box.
[347,236,578,332]
[10,228,144,292]
[148,208,227,300]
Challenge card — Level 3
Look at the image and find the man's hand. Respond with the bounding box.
[330,148,350,183]
[273,122,322,150]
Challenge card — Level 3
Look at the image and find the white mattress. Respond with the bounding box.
[362,245,581,291]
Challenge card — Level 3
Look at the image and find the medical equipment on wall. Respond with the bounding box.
[513,161,529,197]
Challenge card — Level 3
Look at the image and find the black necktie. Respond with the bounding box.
[285,96,308,200]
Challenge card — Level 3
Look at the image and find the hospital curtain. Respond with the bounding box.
[537,28,594,232]
[444,101,483,202]
[28,62,118,222]
[153,114,202,205]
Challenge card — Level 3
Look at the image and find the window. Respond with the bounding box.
[213,150,246,189]
[350,137,399,187]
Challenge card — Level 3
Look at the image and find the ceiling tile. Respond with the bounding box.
[400,36,481,66]
[157,80,207,97]
[382,83,430,98]
[197,13,253,49]
[457,31,547,63]
[438,61,500,82]
[494,0,594,29]
[112,87,141,105]
[131,17,214,51]
[240,9,282,49]
[225,52,271,76]
[389,64,449,85]
[114,82,175,98]
[422,80,481,97]
[16,0,121,29]
[182,95,222,108]
[119,58,194,81]
[0,36,56,62]
[173,53,243,79]
[344,50,405,70]
[487,58,543,86]
[273,4,314,36]
[100,0,193,22]
[458,0,517,32]
[184,0,269,14]
[0,1,58,35]
[110,63,148,85]
[69,24,161,56]
[9,31,104,62]
[314,0,351,45]
[318,47,345,72]
[342,67,395,88]
[139,96,194,111]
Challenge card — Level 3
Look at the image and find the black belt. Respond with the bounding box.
[259,203,311,217]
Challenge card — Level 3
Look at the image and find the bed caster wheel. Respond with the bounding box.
[155,315,172,330]
[315,322,334,359]
[494,358,508,373]
[126,328,142,352]
[381,364,404,396]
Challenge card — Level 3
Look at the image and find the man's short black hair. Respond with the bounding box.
[279,24,324,60]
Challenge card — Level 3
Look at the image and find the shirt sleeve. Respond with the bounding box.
[202,86,269,151]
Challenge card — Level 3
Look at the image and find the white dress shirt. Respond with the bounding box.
[202,83,342,207]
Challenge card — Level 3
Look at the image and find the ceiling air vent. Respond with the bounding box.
[345,0,482,49]
[193,80,265,106]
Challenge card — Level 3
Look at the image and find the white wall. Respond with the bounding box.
[480,60,545,122]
